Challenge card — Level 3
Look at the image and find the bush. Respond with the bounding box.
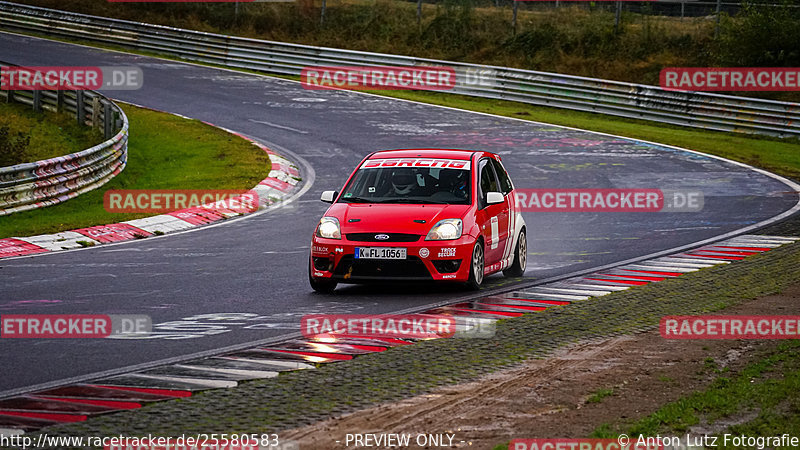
[0,126,31,168]
[718,0,800,66]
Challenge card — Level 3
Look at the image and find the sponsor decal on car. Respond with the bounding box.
[419,248,430,258]
[361,158,470,170]
[437,247,456,258]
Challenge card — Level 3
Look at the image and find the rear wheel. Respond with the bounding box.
[465,240,485,290]
[503,228,527,278]
[308,257,337,293]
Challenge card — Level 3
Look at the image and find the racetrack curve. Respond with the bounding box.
[1,31,798,396]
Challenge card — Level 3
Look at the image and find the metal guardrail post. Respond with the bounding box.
[56,90,64,113]
[32,90,42,112]
[91,96,101,128]
[104,102,112,139]
[75,90,84,126]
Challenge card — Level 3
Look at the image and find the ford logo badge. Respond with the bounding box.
[375,234,390,240]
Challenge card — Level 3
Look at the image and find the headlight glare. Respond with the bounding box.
[317,217,341,239]
[425,219,463,241]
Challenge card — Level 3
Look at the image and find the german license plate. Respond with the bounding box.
[354,247,407,260]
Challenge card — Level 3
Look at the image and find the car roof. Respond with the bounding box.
[367,149,485,160]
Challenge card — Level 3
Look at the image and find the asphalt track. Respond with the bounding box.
[1,32,798,396]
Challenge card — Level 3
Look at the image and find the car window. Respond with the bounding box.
[491,159,513,194]
[478,159,499,208]
[339,160,471,205]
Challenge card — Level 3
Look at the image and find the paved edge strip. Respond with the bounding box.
[0,103,303,260]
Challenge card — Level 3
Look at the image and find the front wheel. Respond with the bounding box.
[309,257,337,293]
[464,240,485,291]
[503,228,527,278]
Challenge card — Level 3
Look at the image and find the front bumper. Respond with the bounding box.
[310,235,475,283]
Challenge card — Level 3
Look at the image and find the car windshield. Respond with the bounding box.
[339,160,471,205]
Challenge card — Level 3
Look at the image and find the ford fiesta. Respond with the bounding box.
[309,149,526,293]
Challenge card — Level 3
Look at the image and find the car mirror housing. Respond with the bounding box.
[320,190,338,203]
[486,191,504,205]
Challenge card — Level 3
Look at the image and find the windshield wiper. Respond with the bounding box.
[378,199,450,204]
[340,196,374,203]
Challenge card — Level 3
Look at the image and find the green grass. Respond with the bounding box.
[590,341,800,448]
[0,104,270,238]
[0,102,104,166]
[587,387,615,404]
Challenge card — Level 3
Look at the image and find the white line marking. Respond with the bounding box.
[249,119,308,134]
[534,287,612,296]
[112,373,237,389]
[622,264,699,273]
[173,365,279,379]
[559,283,629,291]
[514,291,590,301]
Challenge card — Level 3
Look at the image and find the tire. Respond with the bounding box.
[503,228,527,278]
[464,240,485,291]
[309,257,337,293]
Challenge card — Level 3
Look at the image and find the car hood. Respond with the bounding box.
[326,203,470,235]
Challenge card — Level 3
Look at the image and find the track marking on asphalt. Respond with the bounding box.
[249,119,309,134]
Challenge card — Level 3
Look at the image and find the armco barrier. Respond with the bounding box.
[0,1,798,138]
[0,61,128,216]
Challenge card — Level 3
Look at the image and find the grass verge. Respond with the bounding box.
[591,340,800,449]
[0,103,270,239]
[0,101,104,166]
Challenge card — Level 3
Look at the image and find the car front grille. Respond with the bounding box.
[333,255,432,281]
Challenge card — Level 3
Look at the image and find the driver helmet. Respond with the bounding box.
[391,169,416,195]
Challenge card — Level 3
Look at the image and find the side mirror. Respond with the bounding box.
[320,191,338,203]
[486,192,504,205]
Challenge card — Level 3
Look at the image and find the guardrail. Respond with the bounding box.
[0,61,128,216]
[0,1,798,138]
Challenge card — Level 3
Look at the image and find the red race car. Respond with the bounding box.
[309,149,527,293]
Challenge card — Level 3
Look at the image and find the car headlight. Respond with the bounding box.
[317,217,341,239]
[425,219,463,241]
